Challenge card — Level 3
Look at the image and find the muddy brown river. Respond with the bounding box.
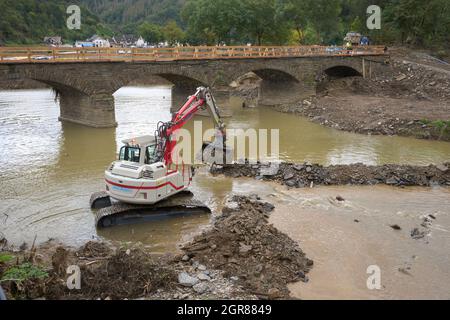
[1,86,449,299]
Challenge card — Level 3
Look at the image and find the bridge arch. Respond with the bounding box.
[316,64,363,94]
[322,65,362,78]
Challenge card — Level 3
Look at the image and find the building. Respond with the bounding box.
[135,36,147,48]
[87,35,111,47]
[43,36,62,46]
[75,41,94,48]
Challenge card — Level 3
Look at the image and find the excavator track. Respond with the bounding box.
[90,191,211,228]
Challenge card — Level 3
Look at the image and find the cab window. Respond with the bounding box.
[145,144,157,164]
[119,146,141,163]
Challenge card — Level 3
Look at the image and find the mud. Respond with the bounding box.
[211,162,450,188]
[0,196,307,300]
[182,195,313,299]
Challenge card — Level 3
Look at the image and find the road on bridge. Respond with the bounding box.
[0,45,386,64]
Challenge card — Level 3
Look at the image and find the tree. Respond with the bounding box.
[162,20,185,45]
[241,0,290,45]
[280,0,310,44]
[182,0,244,45]
[306,0,343,44]
[384,0,450,46]
[138,22,163,44]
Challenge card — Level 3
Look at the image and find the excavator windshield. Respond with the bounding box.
[145,145,158,164]
[119,146,141,163]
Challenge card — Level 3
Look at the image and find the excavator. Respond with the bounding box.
[90,87,227,228]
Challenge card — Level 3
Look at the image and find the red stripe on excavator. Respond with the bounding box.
[105,179,184,191]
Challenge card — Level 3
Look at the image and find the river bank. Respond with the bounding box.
[234,48,450,141]
[0,195,311,300]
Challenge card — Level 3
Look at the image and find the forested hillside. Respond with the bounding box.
[0,0,448,51]
[0,0,108,44]
[80,0,185,33]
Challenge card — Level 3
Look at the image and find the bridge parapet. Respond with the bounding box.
[0,45,386,64]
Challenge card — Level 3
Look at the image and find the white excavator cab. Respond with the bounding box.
[105,135,191,205]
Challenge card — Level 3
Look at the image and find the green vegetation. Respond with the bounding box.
[0,254,14,263]
[1,262,48,283]
[0,0,110,45]
[420,119,450,139]
[0,0,448,49]
[80,0,186,32]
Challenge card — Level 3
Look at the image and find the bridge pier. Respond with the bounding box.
[58,91,117,128]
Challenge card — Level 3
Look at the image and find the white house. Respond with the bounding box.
[135,36,147,48]
[87,35,111,47]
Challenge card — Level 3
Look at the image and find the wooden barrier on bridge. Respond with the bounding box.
[0,45,386,63]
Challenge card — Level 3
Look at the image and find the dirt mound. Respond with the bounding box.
[74,248,177,299]
[1,242,178,300]
[182,195,312,299]
[211,162,450,188]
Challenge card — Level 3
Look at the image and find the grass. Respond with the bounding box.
[0,254,14,263]
[1,262,48,283]
[420,119,450,139]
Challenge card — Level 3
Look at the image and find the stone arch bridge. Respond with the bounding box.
[0,54,388,127]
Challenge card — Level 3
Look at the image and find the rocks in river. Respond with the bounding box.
[390,224,401,230]
[285,180,297,187]
[283,172,295,180]
[336,195,345,202]
[421,216,433,228]
[210,162,450,188]
[386,177,399,185]
[410,227,428,240]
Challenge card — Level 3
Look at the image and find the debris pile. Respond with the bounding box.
[211,162,450,188]
[0,242,178,300]
[182,195,313,299]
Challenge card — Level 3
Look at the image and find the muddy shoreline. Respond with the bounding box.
[211,162,450,188]
[234,49,450,142]
[0,195,310,300]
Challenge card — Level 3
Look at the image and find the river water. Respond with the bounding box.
[0,86,449,298]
